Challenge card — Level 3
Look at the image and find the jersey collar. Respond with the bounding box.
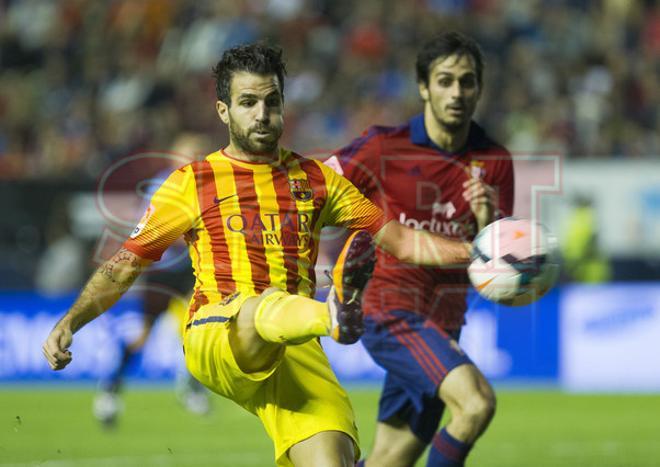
[409,113,489,155]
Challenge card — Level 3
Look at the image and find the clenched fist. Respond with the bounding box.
[42,326,73,370]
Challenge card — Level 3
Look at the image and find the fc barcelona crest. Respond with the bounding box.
[288,178,313,201]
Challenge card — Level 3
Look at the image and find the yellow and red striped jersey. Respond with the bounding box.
[124,148,386,321]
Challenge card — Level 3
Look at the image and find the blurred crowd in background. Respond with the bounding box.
[1,0,659,290]
[1,0,658,182]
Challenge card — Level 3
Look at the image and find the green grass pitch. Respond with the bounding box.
[1,387,659,466]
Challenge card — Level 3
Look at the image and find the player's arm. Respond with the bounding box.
[320,161,471,267]
[43,165,198,371]
[42,248,152,371]
[374,220,471,266]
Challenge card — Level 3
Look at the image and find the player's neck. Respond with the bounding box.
[424,111,470,153]
[223,144,280,164]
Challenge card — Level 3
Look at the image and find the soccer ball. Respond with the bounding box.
[468,217,560,306]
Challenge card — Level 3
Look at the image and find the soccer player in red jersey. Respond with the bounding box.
[330,32,514,467]
[43,43,476,466]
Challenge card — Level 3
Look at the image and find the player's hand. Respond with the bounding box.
[462,177,496,230]
[42,326,73,371]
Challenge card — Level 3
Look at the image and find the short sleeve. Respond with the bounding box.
[123,165,199,260]
[318,162,389,236]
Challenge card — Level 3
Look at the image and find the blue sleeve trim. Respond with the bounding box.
[189,315,231,327]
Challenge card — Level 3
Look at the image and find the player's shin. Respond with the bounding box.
[253,291,331,344]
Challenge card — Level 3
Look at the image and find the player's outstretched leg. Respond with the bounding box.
[230,230,376,373]
[250,229,375,346]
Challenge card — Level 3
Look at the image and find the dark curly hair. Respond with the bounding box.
[416,32,484,88]
[212,43,287,105]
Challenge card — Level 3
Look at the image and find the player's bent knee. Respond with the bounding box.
[236,288,285,330]
[484,385,497,414]
[461,392,496,428]
[477,378,497,420]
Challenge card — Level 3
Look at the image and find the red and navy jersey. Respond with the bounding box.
[331,114,514,329]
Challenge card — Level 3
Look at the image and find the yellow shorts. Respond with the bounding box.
[183,296,359,466]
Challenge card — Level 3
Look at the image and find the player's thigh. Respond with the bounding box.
[228,287,283,373]
[369,420,426,467]
[438,363,496,415]
[288,431,354,467]
[183,293,281,403]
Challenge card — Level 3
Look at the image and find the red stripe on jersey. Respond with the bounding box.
[192,161,236,295]
[232,165,271,294]
[271,165,300,294]
[297,158,328,285]
[187,234,209,321]
[188,287,209,321]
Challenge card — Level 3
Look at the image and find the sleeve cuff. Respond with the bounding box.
[122,240,164,261]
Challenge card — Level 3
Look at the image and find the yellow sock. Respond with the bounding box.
[254,291,331,344]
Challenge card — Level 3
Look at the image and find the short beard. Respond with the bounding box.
[229,120,281,155]
[430,101,469,134]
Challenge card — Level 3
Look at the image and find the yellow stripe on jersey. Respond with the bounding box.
[251,166,289,290]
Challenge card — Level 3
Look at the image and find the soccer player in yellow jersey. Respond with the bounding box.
[43,44,472,467]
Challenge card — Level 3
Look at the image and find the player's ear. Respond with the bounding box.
[418,81,429,102]
[216,100,230,124]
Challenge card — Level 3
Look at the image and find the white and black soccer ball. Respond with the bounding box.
[468,217,560,306]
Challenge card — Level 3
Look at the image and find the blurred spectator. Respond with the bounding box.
[0,0,657,183]
[561,195,612,283]
[34,196,88,295]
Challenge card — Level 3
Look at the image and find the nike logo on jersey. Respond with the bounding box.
[214,194,238,205]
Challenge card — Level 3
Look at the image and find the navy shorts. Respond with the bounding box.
[361,310,473,444]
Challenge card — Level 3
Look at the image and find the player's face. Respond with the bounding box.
[419,54,481,132]
[216,71,284,155]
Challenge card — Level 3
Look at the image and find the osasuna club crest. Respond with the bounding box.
[289,178,313,201]
[469,161,486,179]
